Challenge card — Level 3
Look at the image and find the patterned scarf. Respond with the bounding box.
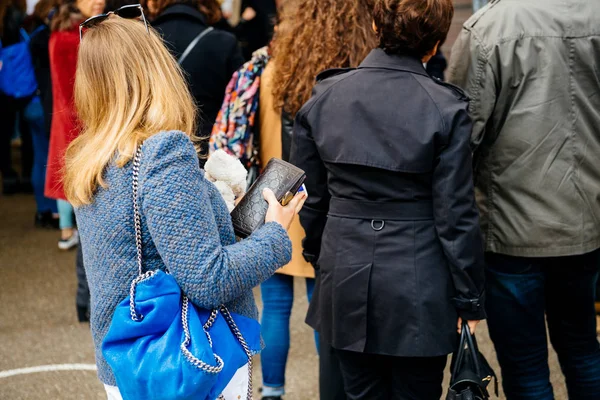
[210,47,270,169]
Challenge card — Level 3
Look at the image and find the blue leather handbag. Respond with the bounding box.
[102,146,262,400]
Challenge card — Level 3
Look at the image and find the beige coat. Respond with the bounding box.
[258,62,315,278]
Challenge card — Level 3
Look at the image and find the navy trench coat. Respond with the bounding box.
[290,49,486,357]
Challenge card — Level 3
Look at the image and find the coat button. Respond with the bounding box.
[371,220,385,231]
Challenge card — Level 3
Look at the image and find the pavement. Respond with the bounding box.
[0,192,569,400]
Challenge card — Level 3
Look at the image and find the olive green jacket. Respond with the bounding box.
[448,0,600,257]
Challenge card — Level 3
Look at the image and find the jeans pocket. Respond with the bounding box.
[485,253,542,275]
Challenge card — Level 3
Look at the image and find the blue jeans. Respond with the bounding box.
[485,250,600,400]
[57,199,75,230]
[23,96,56,213]
[260,274,317,397]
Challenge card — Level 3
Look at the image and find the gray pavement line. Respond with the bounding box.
[0,364,98,378]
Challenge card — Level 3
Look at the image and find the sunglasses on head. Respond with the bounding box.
[79,4,149,41]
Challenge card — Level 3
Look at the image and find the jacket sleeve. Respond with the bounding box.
[289,107,330,267]
[433,103,486,321]
[447,27,497,159]
[139,131,292,309]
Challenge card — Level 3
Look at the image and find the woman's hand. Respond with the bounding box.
[457,317,481,335]
[263,188,307,231]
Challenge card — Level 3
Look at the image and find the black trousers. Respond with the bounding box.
[335,350,447,400]
[0,94,18,180]
[320,334,347,400]
[0,95,33,185]
[76,243,90,321]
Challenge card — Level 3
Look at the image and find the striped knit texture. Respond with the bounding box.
[75,131,292,386]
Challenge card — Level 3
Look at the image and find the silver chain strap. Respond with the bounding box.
[130,146,148,322]
[219,305,254,400]
[129,270,156,321]
[180,296,225,374]
[132,146,144,277]
[129,145,253,399]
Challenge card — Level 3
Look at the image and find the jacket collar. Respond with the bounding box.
[358,48,429,77]
[154,3,207,25]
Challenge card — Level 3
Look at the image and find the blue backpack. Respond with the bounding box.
[0,26,44,99]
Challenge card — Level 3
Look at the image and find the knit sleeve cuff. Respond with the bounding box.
[252,222,293,271]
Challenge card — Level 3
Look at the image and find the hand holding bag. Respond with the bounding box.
[446,322,498,400]
[230,158,306,238]
[101,146,262,400]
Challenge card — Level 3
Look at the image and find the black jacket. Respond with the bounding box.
[290,49,486,357]
[28,21,52,135]
[153,4,244,137]
[237,0,276,60]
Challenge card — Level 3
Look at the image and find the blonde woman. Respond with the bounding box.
[64,16,305,399]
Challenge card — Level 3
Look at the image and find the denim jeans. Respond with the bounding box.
[57,199,75,230]
[260,273,317,397]
[485,250,600,400]
[24,96,57,213]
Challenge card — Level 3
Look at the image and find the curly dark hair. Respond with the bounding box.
[373,0,454,59]
[271,0,377,117]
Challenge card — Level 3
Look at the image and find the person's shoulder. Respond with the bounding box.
[315,67,356,83]
[411,75,470,127]
[413,73,469,104]
[432,78,469,103]
[297,68,358,118]
[462,0,505,30]
[144,130,193,149]
[312,68,359,99]
[208,27,237,44]
[142,131,197,161]
[463,0,559,41]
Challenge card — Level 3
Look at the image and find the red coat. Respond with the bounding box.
[45,27,80,201]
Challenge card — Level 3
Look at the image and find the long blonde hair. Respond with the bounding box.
[64,17,198,206]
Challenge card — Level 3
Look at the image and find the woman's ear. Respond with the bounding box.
[372,20,378,34]
[431,41,441,56]
[422,41,441,63]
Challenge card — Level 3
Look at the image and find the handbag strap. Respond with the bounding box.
[451,322,469,378]
[132,145,144,278]
[452,321,485,387]
[178,27,214,65]
[463,323,483,378]
[129,145,156,322]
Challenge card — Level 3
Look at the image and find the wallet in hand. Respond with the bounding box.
[231,158,306,238]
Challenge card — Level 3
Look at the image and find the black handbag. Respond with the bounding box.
[230,158,306,238]
[446,322,498,400]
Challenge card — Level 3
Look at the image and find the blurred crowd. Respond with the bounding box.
[2,0,600,399]
[0,0,282,237]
